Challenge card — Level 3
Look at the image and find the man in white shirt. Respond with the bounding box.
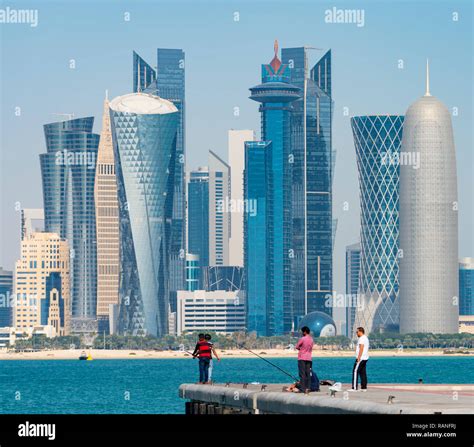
[350,327,369,392]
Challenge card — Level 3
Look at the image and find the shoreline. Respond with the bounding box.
[0,348,472,360]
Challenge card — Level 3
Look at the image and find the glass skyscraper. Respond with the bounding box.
[133,51,156,94]
[244,141,270,335]
[282,47,334,320]
[345,242,361,337]
[0,267,13,327]
[132,48,186,303]
[459,258,474,316]
[157,49,186,300]
[40,117,99,325]
[249,43,300,335]
[188,167,210,267]
[110,92,178,337]
[351,115,403,333]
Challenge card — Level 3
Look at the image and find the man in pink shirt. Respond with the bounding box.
[295,326,314,393]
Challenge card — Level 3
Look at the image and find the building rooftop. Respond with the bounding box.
[109,92,177,115]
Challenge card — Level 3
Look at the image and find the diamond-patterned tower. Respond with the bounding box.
[351,115,404,334]
[109,93,178,337]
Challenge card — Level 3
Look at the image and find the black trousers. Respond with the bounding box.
[298,360,312,391]
[352,359,368,389]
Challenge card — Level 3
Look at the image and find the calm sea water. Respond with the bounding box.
[0,356,472,414]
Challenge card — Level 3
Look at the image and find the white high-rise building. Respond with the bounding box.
[399,62,459,334]
[208,150,230,266]
[228,130,255,266]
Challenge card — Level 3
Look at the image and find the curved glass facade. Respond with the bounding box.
[110,94,178,337]
[351,115,403,333]
[40,117,99,320]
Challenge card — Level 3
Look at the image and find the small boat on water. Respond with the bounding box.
[79,351,93,361]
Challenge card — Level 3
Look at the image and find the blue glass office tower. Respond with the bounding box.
[345,243,361,337]
[188,168,209,267]
[0,267,13,327]
[282,47,334,319]
[244,141,270,335]
[351,115,403,333]
[157,49,186,300]
[132,49,186,302]
[459,258,474,316]
[109,93,178,337]
[40,117,99,321]
[249,42,300,335]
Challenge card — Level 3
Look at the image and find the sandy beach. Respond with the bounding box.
[0,348,471,360]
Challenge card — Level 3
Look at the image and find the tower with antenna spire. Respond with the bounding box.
[246,42,300,335]
[399,61,459,334]
[425,59,431,96]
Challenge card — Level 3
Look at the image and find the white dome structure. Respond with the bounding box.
[109,92,177,115]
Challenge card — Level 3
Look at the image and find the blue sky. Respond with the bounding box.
[1,0,472,327]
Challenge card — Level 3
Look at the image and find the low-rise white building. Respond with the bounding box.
[177,290,245,335]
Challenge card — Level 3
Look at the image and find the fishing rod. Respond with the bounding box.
[238,344,299,382]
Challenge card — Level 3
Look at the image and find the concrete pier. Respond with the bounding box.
[179,383,474,414]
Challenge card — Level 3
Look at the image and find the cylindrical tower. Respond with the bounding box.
[399,63,459,334]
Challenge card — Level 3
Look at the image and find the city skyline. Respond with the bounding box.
[0,3,474,436]
[1,0,473,334]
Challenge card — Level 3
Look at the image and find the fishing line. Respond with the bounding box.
[238,344,299,382]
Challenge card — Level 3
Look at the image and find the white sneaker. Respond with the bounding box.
[361,389,367,392]
[348,388,359,392]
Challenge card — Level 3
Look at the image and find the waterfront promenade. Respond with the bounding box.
[179,383,474,414]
